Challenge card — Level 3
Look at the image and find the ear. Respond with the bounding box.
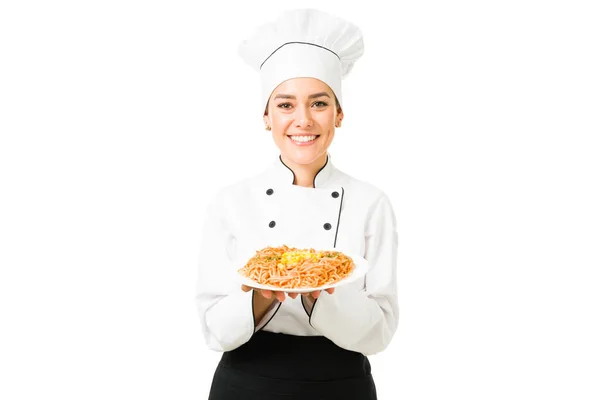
[336,108,344,127]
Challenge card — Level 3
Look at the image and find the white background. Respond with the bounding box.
[1,0,599,399]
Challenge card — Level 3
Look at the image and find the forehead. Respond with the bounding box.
[271,77,333,97]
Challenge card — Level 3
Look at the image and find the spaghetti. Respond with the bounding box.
[238,245,355,289]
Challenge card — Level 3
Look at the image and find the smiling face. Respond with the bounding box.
[263,77,343,168]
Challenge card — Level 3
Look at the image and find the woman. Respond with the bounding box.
[196,9,399,399]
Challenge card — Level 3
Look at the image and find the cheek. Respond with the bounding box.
[271,115,291,129]
[318,111,336,126]
[326,130,335,144]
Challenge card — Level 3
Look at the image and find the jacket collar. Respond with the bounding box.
[267,153,337,188]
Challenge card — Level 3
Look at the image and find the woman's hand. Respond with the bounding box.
[241,285,336,322]
[303,288,335,299]
[241,285,335,302]
[301,288,335,315]
[241,284,299,302]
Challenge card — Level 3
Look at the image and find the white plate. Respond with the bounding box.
[237,252,369,293]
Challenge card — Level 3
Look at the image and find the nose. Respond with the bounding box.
[294,105,313,128]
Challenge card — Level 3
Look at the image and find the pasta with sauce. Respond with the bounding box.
[237,245,355,289]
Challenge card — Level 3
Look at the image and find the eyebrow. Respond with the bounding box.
[273,92,331,100]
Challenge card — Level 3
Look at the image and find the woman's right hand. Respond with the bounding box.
[241,284,299,302]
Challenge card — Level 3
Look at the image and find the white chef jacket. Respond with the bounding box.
[195,153,399,356]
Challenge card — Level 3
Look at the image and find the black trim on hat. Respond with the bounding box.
[260,42,341,70]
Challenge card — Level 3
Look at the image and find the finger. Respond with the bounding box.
[288,292,299,299]
[311,290,320,299]
[275,291,286,302]
[325,288,335,295]
[241,285,252,292]
[260,290,272,299]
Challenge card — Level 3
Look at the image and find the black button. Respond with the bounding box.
[331,191,339,198]
[269,221,276,228]
[266,188,274,195]
[324,223,332,230]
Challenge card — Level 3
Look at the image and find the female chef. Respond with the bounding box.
[196,8,399,400]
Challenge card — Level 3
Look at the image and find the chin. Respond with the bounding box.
[281,149,325,166]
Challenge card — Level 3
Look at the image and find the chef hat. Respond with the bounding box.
[238,8,364,112]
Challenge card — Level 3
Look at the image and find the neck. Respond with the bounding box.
[281,153,328,188]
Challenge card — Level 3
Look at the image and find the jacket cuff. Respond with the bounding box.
[254,294,281,331]
[301,295,317,317]
[309,289,381,349]
[205,290,255,350]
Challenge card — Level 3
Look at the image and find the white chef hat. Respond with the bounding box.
[238,8,364,112]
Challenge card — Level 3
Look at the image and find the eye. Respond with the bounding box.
[312,101,328,107]
[277,102,293,109]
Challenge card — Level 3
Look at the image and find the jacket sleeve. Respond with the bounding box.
[195,191,279,352]
[305,193,399,355]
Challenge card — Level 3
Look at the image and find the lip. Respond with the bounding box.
[287,134,320,137]
[287,134,320,146]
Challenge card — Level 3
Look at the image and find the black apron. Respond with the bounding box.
[208,330,377,400]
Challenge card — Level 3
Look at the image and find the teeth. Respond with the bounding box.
[290,135,317,143]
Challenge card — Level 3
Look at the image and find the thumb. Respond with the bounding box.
[241,284,252,292]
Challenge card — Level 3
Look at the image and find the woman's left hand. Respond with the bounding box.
[241,285,300,302]
[301,288,335,314]
[241,286,335,302]
[303,288,335,300]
